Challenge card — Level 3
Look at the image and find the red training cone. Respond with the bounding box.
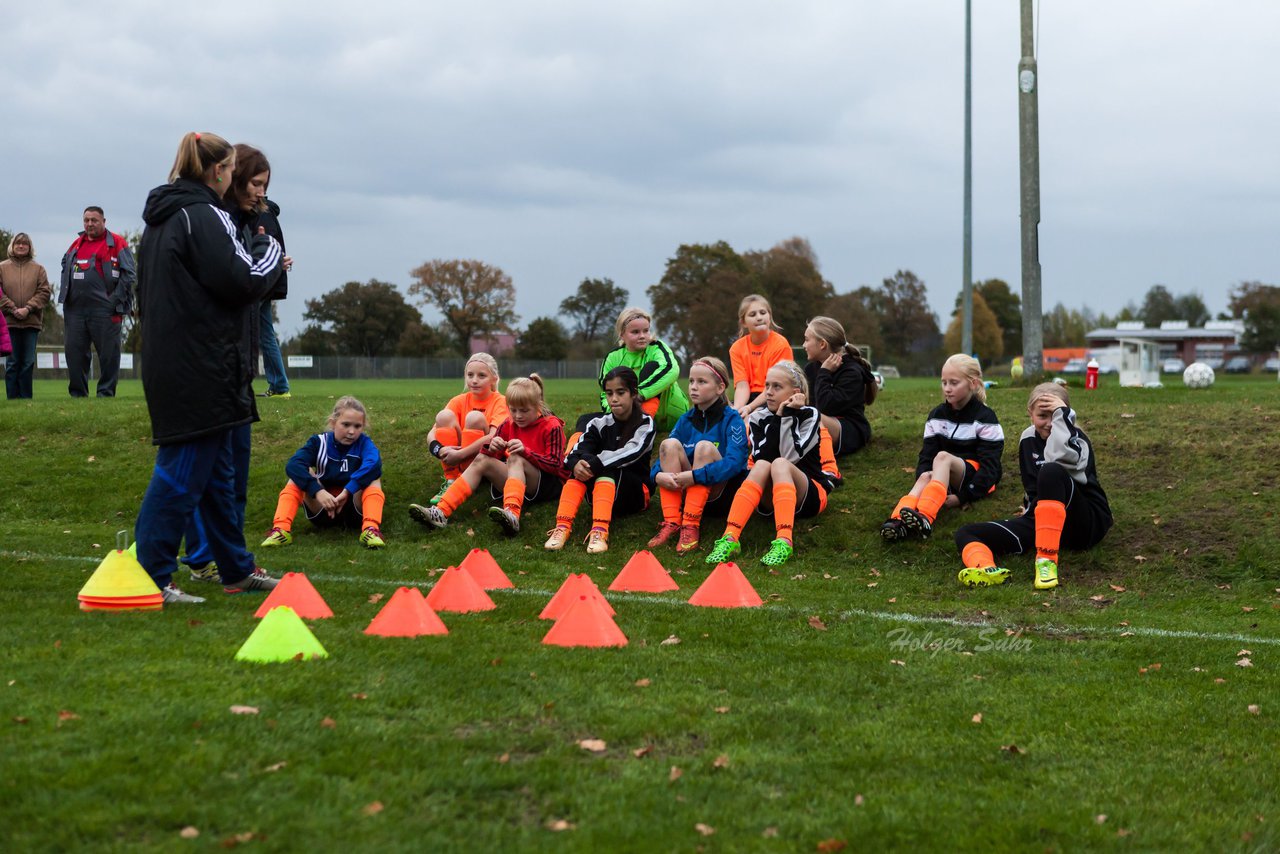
[458,548,514,590]
[688,562,763,608]
[609,550,679,593]
[425,566,497,613]
[542,594,628,648]
[254,572,334,619]
[365,587,448,637]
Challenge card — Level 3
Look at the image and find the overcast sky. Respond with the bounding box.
[5,1,1276,339]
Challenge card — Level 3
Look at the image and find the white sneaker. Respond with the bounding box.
[223,567,280,595]
[162,583,206,604]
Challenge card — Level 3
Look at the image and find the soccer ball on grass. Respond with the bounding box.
[1182,362,1215,389]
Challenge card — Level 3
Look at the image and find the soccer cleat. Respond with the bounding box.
[408,503,448,529]
[258,389,292,399]
[760,538,794,567]
[162,583,206,604]
[488,506,521,536]
[260,527,292,547]
[647,522,680,549]
[676,524,700,555]
[1034,558,1059,590]
[958,566,1011,588]
[359,526,386,549]
[585,527,609,554]
[544,526,571,551]
[898,507,933,539]
[704,535,741,565]
[188,562,221,584]
[223,567,280,595]
[429,479,454,506]
[879,518,908,542]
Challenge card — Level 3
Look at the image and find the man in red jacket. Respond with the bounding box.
[59,206,136,397]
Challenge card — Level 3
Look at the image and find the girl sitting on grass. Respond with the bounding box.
[729,293,792,419]
[547,366,654,554]
[801,315,876,457]
[425,353,508,506]
[409,375,568,536]
[648,356,749,555]
[881,354,1004,542]
[261,395,386,549]
[955,382,1111,590]
[588,307,688,431]
[704,360,835,568]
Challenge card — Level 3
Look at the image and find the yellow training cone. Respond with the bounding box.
[78,547,163,611]
[235,606,329,663]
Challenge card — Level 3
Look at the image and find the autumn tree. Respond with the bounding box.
[409,259,519,354]
[863,270,941,373]
[302,279,421,357]
[944,291,1002,362]
[647,241,751,361]
[1173,292,1210,327]
[1041,303,1091,347]
[1229,281,1280,353]
[559,277,628,343]
[968,279,1021,357]
[516,316,570,360]
[395,320,444,357]
[743,237,834,339]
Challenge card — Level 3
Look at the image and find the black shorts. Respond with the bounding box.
[950,461,989,499]
[755,474,828,519]
[305,498,363,530]
[588,470,650,517]
[834,416,869,456]
[701,470,749,518]
[488,472,565,504]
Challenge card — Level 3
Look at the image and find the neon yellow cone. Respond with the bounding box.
[235,606,329,663]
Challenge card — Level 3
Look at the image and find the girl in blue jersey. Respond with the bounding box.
[260,396,387,549]
[648,356,749,555]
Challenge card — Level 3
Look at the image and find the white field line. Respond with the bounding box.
[13,549,1277,648]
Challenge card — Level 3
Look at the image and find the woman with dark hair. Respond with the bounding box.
[0,233,53,399]
[134,131,285,604]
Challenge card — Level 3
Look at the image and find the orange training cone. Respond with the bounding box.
[539,573,614,621]
[542,594,628,648]
[609,550,679,593]
[688,562,763,608]
[254,572,333,619]
[78,548,163,612]
[458,548,514,590]
[365,587,449,637]
[425,566,497,613]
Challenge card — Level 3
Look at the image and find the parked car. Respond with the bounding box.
[1200,356,1225,370]
[1264,356,1280,372]
[1224,356,1252,374]
[1161,358,1186,374]
[1061,358,1087,375]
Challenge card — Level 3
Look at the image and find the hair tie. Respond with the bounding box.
[694,359,728,387]
[194,132,201,140]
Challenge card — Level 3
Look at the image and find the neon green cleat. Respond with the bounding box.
[260,527,292,547]
[189,562,221,584]
[359,526,386,549]
[429,479,454,506]
[760,539,794,567]
[1035,558,1059,590]
[958,566,1010,588]
[704,535,741,565]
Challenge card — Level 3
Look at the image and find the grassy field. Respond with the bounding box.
[1,375,1277,852]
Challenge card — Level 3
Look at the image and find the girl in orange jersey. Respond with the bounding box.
[424,353,508,505]
[729,294,792,419]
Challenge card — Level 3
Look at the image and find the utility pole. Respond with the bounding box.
[1018,0,1043,376]
[961,0,973,356]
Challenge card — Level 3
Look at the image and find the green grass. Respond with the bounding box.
[2,376,1277,852]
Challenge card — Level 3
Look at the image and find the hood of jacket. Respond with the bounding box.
[142,178,222,227]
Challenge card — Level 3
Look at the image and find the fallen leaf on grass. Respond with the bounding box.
[817,840,848,853]
[229,705,259,716]
[714,706,730,714]
[791,573,807,580]
[497,753,510,763]
[808,616,827,631]
[1119,413,1135,419]
[1089,595,1106,602]
[1109,584,1126,592]
[762,827,779,838]
[869,567,881,577]
[465,528,475,537]
[635,678,651,687]
[660,635,681,646]
[890,659,905,667]
[1237,658,1253,668]
[887,597,897,603]
[713,754,730,769]
[179,826,199,839]
[1116,828,1132,837]
[362,801,384,816]
[1248,705,1261,715]
[867,582,878,588]
[669,766,683,781]
[368,594,384,604]
[12,717,29,724]
[1215,678,1227,684]
[971,714,983,724]
[1242,607,1255,613]
[1132,555,1147,563]
[58,710,79,721]
[351,693,367,700]
[87,455,96,462]
[854,794,865,806]
[320,717,337,729]
[1000,744,1022,755]
[264,761,287,773]
[695,823,715,836]
[633,746,651,759]
[1138,663,1162,675]
[1119,631,1134,637]
[546,819,575,832]
[578,739,607,753]
[1216,583,1232,590]
[1095,814,1107,824]
[1238,649,1252,656]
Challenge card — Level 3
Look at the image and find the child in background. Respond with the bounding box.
[409,375,568,535]
[802,316,876,456]
[547,367,654,554]
[589,307,688,431]
[261,396,386,549]
[648,356,749,554]
[425,353,508,505]
[705,360,835,567]
[955,383,1112,589]
[730,294,791,419]
[881,354,1003,542]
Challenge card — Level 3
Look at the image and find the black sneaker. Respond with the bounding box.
[898,507,933,539]
[880,518,908,542]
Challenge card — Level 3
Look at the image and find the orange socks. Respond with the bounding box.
[591,479,616,533]
[502,479,527,517]
[437,478,473,517]
[772,482,797,544]
[273,482,306,530]
[1035,500,1067,563]
[891,494,918,520]
[723,479,764,540]
[916,480,948,523]
[361,485,385,529]
[962,541,996,569]
[555,479,587,531]
[659,486,682,524]
[819,425,840,482]
[682,485,710,528]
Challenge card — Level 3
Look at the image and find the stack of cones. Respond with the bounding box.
[254,573,333,619]
[365,587,448,637]
[542,594,628,648]
[236,606,328,663]
[688,563,763,608]
[78,548,163,611]
[540,573,614,621]
[609,550,679,593]
[458,548,514,590]
[426,566,497,613]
